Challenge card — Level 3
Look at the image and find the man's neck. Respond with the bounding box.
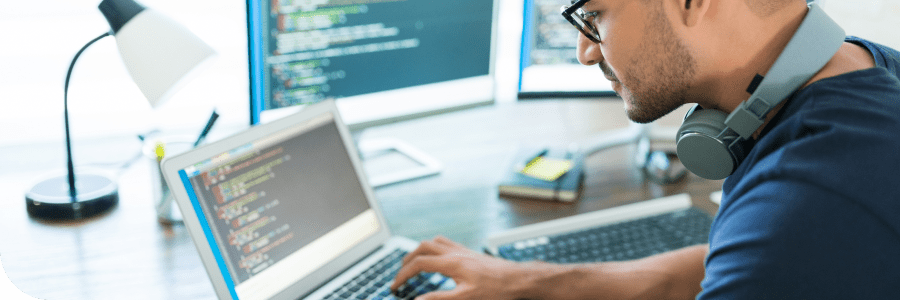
[709,4,808,115]
[686,1,809,140]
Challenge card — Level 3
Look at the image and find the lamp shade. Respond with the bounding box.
[101,0,216,107]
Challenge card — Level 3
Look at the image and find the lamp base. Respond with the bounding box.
[26,172,119,221]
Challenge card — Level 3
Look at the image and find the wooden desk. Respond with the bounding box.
[0,100,722,300]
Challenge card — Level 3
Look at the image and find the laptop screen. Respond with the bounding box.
[176,113,381,300]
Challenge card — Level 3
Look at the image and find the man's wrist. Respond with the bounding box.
[511,260,673,300]
[512,260,604,300]
[511,261,562,299]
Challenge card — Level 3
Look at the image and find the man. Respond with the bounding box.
[392,0,900,298]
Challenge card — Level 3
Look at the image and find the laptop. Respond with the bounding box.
[484,194,713,263]
[161,100,454,300]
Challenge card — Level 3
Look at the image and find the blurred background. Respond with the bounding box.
[1,0,898,149]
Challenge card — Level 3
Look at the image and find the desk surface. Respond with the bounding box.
[0,100,722,300]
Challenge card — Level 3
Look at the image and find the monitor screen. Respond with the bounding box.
[518,0,615,98]
[248,0,498,128]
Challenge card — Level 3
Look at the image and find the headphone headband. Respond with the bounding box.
[725,3,846,139]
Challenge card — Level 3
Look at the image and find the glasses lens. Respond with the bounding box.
[571,13,588,28]
[561,5,600,42]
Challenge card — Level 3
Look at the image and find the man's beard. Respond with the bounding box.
[613,7,697,124]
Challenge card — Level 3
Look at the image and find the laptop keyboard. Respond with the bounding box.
[497,207,713,263]
[320,249,450,300]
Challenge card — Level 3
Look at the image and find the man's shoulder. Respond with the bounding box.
[704,52,900,297]
[792,36,900,108]
[744,68,900,183]
[733,74,900,225]
[846,36,900,74]
[700,36,900,300]
[752,36,900,157]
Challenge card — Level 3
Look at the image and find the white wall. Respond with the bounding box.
[0,0,251,146]
[820,0,900,49]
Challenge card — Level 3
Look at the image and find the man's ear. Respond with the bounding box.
[680,0,711,27]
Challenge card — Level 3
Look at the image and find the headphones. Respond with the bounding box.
[676,3,845,180]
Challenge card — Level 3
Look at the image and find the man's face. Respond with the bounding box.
[576,0,697,123]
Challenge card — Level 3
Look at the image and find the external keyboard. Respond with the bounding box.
[497,208,713,263]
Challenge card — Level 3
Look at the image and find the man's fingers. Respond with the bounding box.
[432,235,466,249]
[431,235,455,246]
[390,256,453,292]
[433,236,476,257]
[402,237,451,265]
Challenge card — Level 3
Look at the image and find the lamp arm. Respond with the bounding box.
[63,32,111,200]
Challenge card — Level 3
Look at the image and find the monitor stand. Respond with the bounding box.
[577,122,687,184]
[356,137,443,188]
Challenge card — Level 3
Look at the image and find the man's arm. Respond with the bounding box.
[391,236,707,300]
[522,244,707,300]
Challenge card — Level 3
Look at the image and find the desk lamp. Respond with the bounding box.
[25,0,216,220]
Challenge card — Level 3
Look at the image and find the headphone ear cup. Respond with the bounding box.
[676,107,740,180]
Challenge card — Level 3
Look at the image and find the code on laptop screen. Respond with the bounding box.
[182,118,376,285]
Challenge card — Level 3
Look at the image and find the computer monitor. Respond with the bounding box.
[247,0,498,129]
[246,0,499,187]
[518,0,615,98]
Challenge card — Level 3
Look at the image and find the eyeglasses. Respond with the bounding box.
[561,0,602,43]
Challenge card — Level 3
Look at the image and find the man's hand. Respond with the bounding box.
[390,236,530,300]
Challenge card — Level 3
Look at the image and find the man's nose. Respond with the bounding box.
[576,33,603,66]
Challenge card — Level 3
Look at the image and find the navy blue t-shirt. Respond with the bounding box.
[699,37,900,299]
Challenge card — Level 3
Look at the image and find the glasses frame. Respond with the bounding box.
[561,0,602,43]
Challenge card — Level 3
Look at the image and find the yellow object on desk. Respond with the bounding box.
[155,142,165,162]
[519,157,572,181]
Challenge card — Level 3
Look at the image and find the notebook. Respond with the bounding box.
[161,100,454,300]
[483,194,713,263]
[497,147,585,202]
